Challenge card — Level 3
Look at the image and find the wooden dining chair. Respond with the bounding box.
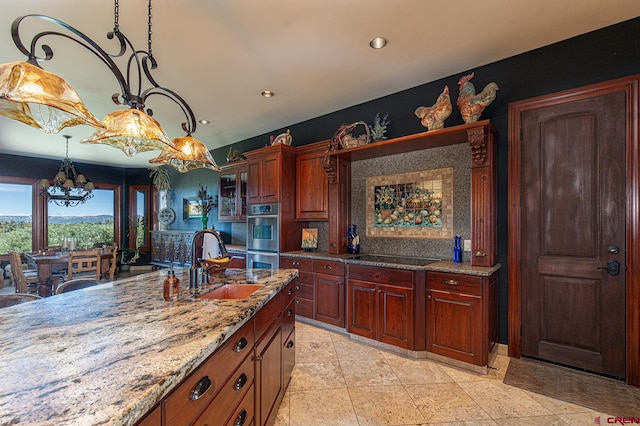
[107,244,118,281]
[66,249,101,281]
[0,293,42,309]
[55,278,102,294]
[8,252,39,294]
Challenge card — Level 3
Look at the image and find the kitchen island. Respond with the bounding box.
[0,267,297,425]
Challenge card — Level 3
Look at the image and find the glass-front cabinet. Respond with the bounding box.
[218,161,247,222]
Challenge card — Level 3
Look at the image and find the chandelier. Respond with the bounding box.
[0,0,220,172]
[39,135,95,207]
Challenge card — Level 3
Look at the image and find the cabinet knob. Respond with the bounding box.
[255,355,264,361]
[370,288,376,292]
[324,264,332,270]
[234,337,248,352]
[234,373,248,391]
[286,340,294,349]
[293,261,300,266]
[287,308,294,317]
[474,251,487,257]
[427,294,432,300]
[235,409,248,426]
[295,299,300,304]
[190,376,213,401]
[288,288,294,295]
[377,289,382,293]
[295,285,300,290]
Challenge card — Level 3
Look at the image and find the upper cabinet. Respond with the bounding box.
[218,161,247,222]
[245,145,297,205]
[295,141,329,220]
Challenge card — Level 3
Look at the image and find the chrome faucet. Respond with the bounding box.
[189,229,229,291]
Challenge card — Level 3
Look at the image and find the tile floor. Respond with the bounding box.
[275,321,613,426]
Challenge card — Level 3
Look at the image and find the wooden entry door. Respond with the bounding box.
[509,77,640,382]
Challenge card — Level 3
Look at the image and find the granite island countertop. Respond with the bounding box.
[0,267,297,426]
[281,251,500,276]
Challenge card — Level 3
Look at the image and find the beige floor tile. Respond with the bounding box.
[440,363,489,383]
[334,340,386,361]
[493,415,569,425]
[288,360,346,391]
[330,331,353,343]
[383,352,453,385]
[288,388,359,426]
[274,390,290,426]
[524,390,593,415]
[295,323,334,343]
[295,340,338,363]
[486,354,510,381]
[458,381,552,419]
[557,411,617,425]
[428,421,499,426]
[406,382,492,423]
[340,357,401,387]
[349,385,426,425]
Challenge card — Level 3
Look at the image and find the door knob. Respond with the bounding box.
[598,260,620,276]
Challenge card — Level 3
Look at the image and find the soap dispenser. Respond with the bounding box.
[163,265,179,301]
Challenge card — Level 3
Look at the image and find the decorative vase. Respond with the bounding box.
[347,224,360,254]
[201,215,208,229]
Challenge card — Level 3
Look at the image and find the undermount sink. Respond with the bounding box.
[199,284,264,300]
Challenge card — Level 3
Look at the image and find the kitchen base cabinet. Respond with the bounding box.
[426,271,498,367]
[138,281,296,426]
[347,265,415,350]
[314,272,344,327]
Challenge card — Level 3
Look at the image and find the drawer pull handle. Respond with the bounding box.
[292,261,300,266]
[427,294,432,300]
[234,373,248,390]
[370,288,376,292]
[295,300,300,304]
[287,308,294,317]
[234,337,248,352]
[295,285,300,290]
[324,264,332,269]
[474,251,487,257]
[235,409,248,426]
[286,340,294,349]
[190,376,212,401]
[444,279,459,286]
[256,355,263,361]
[288,288,294,295]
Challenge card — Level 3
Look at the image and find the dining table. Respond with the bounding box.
[24,250,114,290]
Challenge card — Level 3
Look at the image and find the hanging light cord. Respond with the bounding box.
[147,0,153,60]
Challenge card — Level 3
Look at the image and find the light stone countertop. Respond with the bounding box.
[281,251,500,276]
[0,267,298,426]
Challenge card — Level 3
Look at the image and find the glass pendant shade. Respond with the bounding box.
[0,61,104,133]
[149,135,221,172]
[81,108,176,157]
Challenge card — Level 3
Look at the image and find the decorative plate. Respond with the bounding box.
[158,207,176,225]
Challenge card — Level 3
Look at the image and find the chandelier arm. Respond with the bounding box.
[10,14,136,108]
[142,87,197,135]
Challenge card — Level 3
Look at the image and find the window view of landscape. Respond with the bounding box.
[0,183,115,253]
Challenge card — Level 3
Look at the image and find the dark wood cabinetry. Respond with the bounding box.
[426,271,498,366]
[246,145,297,205]
[280,257,345,327]
[347,264,415,349]
[228,253,246,268]
[295,141,329,220]
[218,161,247,222]
[140,282,295,426]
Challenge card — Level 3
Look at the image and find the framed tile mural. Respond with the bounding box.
[366,167,454,239]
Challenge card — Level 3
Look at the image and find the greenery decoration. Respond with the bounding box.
[370,112,391,142]
[148,166,171,191]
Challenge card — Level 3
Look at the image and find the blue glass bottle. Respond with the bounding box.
[347,225,360,254]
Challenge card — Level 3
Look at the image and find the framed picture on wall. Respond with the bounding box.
[301,228,318,251]
[183,197,203,219]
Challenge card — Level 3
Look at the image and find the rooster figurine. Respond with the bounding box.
[414,86,452,131]
[456,72,499,123]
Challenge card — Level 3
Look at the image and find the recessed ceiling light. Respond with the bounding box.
[369,37,387,49]
[199,119,210,125]
[261,90,274,98]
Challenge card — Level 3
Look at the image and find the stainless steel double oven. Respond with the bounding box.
[246,203,279,269]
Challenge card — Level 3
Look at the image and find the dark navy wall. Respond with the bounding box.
[210,17,640,343]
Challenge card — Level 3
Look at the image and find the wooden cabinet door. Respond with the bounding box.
[260,152,280,203]
[247,158,263,204]
[427,289,482,365]
[347,280,376,340]
[296,152,328,220]
[378,285,413,349]
[314,273,344,327]
[255,322,283,426]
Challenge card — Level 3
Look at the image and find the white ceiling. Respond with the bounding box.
[0,0,638,168]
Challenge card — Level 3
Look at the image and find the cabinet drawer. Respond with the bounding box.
[255,292,283,338]
[348,264,414,288]
[297,271,314,286]
[164,318,255,426]
[427,272,482,296]
[295,282,313,299]
[193,353,254,426]
[280,257,313,271]
[282,299,295,340]
[283,280,296,308]
[313,259,344,276]
[224,383,254,426]
[295,297,313,318]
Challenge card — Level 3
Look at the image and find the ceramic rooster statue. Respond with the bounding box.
[414,86,452,131]
[456,72,499,123]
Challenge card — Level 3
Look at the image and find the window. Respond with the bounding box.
[0,179,34,253]
[128,185,149,252]
[47,188,116,248]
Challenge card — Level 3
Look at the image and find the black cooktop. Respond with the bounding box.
[350,254,440,267]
